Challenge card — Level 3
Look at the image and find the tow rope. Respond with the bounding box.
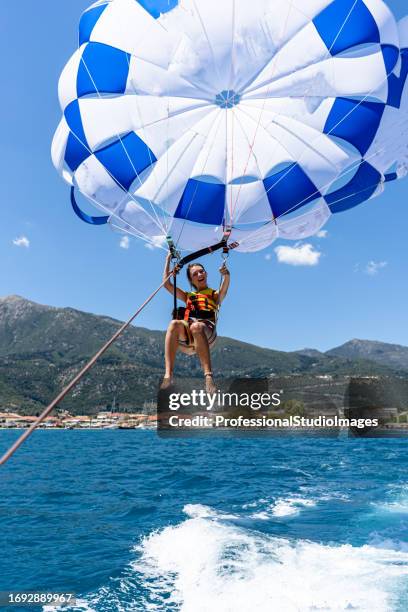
[0,274,173,467]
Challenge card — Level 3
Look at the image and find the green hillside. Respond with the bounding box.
[0,295,405,415]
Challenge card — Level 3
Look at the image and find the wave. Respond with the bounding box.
[51,501,408,611]
[374,484,408,514]
[128,504,408,611]
[381,484,408,514]
[246,488,349,520]
[255,495,316,519]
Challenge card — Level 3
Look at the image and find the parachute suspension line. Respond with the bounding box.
[114,6,217,238]
[120,41,171,237]
[233,89,408,246]
[227,0,236,224]
[300,0,360,100]
[172,111,224,250]
[236,172,392,251]
[191,0,224,89]
[110,219,168,251]
[327,0,359,55]
[66,127,164,246]
[254,111,405,236]
[231,0,363,227]
[72,180,165,249]
[315,178,390,212]
[118,2,220,241]
[0,273,173,467]
[235,149,394,250]
[166,96,170,232]
[230,1,294,223]
[115,0,215,98]
[78,56,169,239]
[231,108,267,207]
[231,41,408,253]
[229,108,235,224]
[234,108,408,251]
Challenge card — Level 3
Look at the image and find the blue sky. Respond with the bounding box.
[1,0,407,353]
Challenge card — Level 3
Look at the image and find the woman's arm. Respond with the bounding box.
[163,253,187,302]
[216,262,230,304]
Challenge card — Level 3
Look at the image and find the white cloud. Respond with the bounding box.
[119,236,130,250]
[12,236,30,248]
[264,253,272,261]
[365,260,387,276]
[316,230,328,238]
[274,243,321,267]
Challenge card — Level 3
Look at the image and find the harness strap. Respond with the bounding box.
[168,229,232,321]
[177,229,232,270]
[167,236,181,320]
[172,268,178,318]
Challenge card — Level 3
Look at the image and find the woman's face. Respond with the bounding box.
[190,265,207,289]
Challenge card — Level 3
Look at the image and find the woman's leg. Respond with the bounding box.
[189,322,216,393]
[163,320,187,381]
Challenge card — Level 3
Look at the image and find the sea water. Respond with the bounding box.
[0,431,408,611]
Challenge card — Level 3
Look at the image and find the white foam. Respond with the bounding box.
[250,511,271,520]
[271,496,316,517]
[247,494,317,519]
[183,503,238,520]
[131,504,408,611]
[369,534,408,554]
[375,484,408,514]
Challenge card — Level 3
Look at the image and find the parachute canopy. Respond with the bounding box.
[52,0,408,253]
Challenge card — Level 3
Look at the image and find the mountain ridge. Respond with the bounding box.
[0,295,407,414]
[327,338,408,370]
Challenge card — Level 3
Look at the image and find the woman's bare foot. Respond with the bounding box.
[160,376,174,390]
[204,372,217,395]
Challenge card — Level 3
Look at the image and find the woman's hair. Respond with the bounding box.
[187,263,206,289]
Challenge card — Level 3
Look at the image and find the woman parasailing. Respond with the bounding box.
[161,253,230,394]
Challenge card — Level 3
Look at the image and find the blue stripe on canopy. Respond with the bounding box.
[77,43,131,98]
[381,45,400,75]
[384,172,398,182]
[79,3,109,46]
[325,161,381,213]
[95,132,157,192]
[263,164,320,218]
[387,49,408,108]
[136,0,179,19]
[64,101,90,171]
[324,98,385,156]
[174,179,225,225]
[70,187,109,225]
[313,0,379,56]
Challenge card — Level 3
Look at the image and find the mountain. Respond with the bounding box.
[327,339,408,371]
[0,296,406,415]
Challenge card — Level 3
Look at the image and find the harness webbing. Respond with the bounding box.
[168,230,233,320]
[177,230,231,270]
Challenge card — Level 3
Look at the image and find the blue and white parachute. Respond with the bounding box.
[52,0,408,253]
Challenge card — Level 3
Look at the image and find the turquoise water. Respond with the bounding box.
[1,431,408,611]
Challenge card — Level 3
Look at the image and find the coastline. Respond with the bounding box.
[0,411,157,430]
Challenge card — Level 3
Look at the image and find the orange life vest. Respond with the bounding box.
[184,288,218,322]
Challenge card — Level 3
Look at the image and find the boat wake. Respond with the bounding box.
[61,503,408,612]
